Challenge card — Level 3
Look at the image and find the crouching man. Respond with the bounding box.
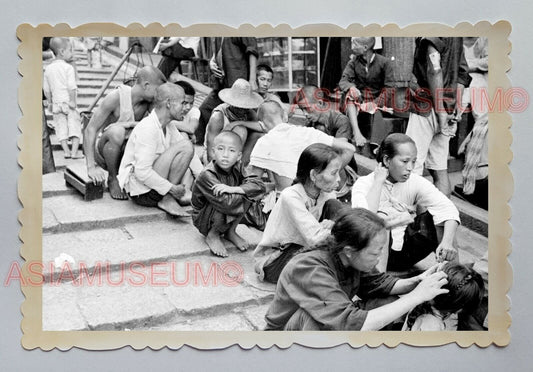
[117,83,194,216]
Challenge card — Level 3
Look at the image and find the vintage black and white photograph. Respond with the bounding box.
[18,23,511,349]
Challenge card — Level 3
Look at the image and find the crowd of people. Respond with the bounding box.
[43,36,489,331]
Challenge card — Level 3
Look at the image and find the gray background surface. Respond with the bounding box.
[1,0,531,370]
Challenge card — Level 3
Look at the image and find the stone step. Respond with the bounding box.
[353,153,488,237]
[43,193,170,234]
[42,252,275,331]
[50,150,85,171]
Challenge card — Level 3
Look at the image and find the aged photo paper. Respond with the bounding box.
[17,22,512,350]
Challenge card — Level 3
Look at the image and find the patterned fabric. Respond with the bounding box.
[460,117,488,194]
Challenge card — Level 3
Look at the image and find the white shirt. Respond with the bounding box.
[43,59,77,105]
[171,37,200,57]
[117,110,185,196]
[250,123,334,179]
[351,172,460,250]
[253,183,336,279]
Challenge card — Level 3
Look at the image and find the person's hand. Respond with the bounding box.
[320,219,335,230]
[209,57,224,79]
[416,263,441,282]
[410,270,449,303]
[87,165,107,185]
[68,101,76,110]
[435,241,458,262]
[159,42,170,52]
[437,112,457,137]
[353,132,367,147]
[168,184,186,199]
[346,85,361,99]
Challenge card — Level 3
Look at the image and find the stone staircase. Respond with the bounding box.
[41,48,488,332]
[42,48,274,332]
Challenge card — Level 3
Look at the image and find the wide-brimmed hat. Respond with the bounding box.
[218,79,263,109]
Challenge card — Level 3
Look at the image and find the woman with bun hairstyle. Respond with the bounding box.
[351,133,460,272]
[264,208,449,331]
[253,143,346,283]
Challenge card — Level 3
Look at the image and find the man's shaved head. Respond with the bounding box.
[258,100,284,122]
[351,37,376,49]
[154,83,185,108]
[49,37,70,56]
[296,85,326,105]
[136,65,167,86]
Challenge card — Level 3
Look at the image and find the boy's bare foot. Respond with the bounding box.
[64,152,71,159]
[225,229,250,252]
[157,194,190,217]
[206,229,229,257]
[108,177,128,200]
[71,152,85,159]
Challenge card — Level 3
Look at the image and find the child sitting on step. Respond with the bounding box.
[191,131,267,258]
[43,37,83,159]
[402,262,485,331]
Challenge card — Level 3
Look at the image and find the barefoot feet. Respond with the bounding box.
[157,194,190,217]
[225,228,251,252]
[206,228,229,257]
[108,177,128,200]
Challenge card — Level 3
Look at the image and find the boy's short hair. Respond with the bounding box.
[214,130,243,151]
[49,37,69,56]
[174,80,196,96]
[257,64,274,75]
[257,100,283,121]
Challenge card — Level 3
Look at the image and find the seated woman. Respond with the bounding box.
[253,143,347,283]
[264,208,450,331]
[351,133,460,272]
[403,262,484,331]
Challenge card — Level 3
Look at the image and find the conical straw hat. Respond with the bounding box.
[218,79,264,109]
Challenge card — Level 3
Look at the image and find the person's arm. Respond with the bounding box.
[415,175,461,261]
[194,170,252,216]
[248,53,258,90]
[360,270,449,330]
[66,64,77,109]
[171,108,200,135]
[224,120,265,133]
[83,91,120,184]
[205,111,225,162]
[242,37,258,89]
[389,263,440,295]
[330,137,355,167]
[425,44,453,136]
[435,219,459,262]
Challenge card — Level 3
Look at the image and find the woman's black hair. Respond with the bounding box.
[293,143,339,185]
[405,262,485,329]
[314,208,386,255]
[376,133,416,164]
[432,262,485,314]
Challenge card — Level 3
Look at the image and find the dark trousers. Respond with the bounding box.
[387,211,439,272]
[42,104,56,174]
[263,199,348,283]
